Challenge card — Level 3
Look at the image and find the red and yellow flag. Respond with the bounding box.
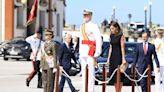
[27,0,38,25]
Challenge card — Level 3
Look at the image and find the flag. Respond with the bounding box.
[27,0,38,25]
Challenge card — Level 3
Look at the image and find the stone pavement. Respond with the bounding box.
[0,57,157,92]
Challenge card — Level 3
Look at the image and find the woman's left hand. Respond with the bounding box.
[122,59,126,64]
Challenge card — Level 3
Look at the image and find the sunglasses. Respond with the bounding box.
[45,34,52,36]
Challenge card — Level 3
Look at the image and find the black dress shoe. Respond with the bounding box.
[26,79,30,87]
[73,89,80,92]
[37,85,43,88]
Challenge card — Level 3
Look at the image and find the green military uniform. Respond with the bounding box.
[41,40,57,92]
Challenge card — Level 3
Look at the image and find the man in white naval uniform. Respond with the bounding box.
[79,9,102,92]
[154,27,164,92]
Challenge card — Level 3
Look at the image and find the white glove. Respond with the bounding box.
[53,68,57,73]
[40,69,42,72]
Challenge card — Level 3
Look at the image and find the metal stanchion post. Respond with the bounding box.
[55,65,60,92]
[147,65,151,92]
[132,66,135,92]
[85,64,88,92]
[102,64,106,92]
[116,65,120,92]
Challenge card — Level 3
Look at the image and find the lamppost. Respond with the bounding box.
[112,6,116,21]
[149,1,152,30]
[144,6,147,31]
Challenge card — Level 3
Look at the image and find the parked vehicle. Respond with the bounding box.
[3,37,31,61]
[0,40,9,56]
[95,42,138,85]
[128,22,150,37]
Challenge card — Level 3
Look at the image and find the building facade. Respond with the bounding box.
[0,0,65,42]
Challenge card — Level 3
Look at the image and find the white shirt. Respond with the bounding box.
[79,21,102,57]
[154,37,164,66]
[26,35,44,61]
[65,42,69,49]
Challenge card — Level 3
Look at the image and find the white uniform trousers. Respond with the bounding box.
[80,56,95,92]
[155,66,164,92]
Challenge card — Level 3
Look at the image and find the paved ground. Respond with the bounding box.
[0,57,158,92]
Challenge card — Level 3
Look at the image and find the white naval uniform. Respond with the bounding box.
[154,37,164,92]
[26,35,44,61]
[79,21,102,92]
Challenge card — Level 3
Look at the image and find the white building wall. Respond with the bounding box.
[1,0,65,41]
[14,0,27,38]
[39,0,65,42]
[54,0,65,42]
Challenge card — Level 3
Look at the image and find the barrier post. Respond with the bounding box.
[102,64,106,92]
[85,64,89,92]
[147,65,151,92]
[116,65,121,92]
[132,66,135,92]
[55,65,60,92]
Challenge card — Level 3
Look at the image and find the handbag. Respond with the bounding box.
[120,62,128,73]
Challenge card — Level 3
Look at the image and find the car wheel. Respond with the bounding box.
[26,57,31,61]
[3,56,8,61]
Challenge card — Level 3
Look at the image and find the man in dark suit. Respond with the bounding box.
[134,32,160,92]
[58,34,79,92]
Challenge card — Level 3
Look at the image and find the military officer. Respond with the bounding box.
[79,9,102,92]
[41,30,57,92]
[154,27,164,92]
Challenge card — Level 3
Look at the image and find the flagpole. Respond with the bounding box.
[48,0,52,30]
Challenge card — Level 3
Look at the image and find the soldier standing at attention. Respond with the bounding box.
[79,9,102,92]
[41,30,57,92]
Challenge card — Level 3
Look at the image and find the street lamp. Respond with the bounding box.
[149,1,152,30]
[144,6,147,31]
[112,6,116,21]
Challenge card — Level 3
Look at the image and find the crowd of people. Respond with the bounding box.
[24,9,164,92]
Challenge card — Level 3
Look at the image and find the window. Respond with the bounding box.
[56,13,60,36]
[17,7,24,27]
[39,11,46,29]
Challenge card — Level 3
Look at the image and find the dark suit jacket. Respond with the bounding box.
[134,42,160,71]
[58,43,77,70]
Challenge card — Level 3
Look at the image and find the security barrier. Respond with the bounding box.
[54,64,151,92]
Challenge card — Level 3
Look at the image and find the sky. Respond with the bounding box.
[66,0,164,27]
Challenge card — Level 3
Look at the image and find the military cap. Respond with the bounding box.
[156,27,164,33]
[83,9,92,15]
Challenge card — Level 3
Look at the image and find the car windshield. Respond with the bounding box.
[136,25,144,29]
[125,44,136,55]
[100,42,137,58]
[9,39,26,45]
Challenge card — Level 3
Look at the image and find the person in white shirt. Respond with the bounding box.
[154,27,164,92]
[26,29,44,88]
[79,9,102,92]
[73,36,79,60]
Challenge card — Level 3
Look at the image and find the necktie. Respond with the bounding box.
[144,43,147,55]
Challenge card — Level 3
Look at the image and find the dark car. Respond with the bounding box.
[95,42,138,85]
[3,37,31,61]
[0,40,9,56]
